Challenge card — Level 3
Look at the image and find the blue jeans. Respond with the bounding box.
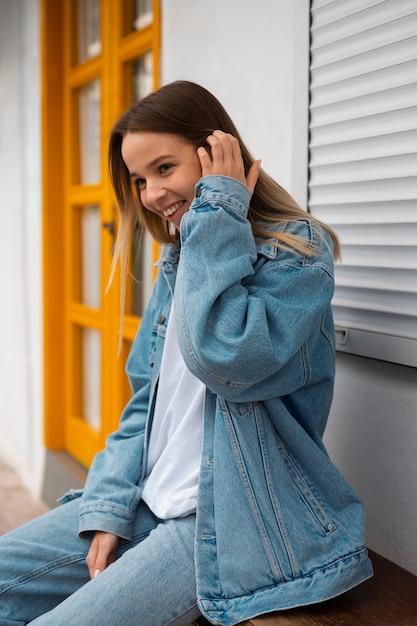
[0,498,200,626]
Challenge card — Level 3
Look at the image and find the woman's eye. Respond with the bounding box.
[159,163,173,174]
[135,178,146,190]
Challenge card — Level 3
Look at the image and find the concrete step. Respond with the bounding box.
[0,457,48,535]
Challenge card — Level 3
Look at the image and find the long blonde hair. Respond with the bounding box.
[108,81,340,307]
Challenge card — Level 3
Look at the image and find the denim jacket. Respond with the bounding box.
[76,176,373,624]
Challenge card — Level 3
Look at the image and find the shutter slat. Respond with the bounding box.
[311,63,417,109]
[309,177,417,204]
[312,0,416,43]
[312,14,417,67]
[310,154,416,185]
[309,0,417,366]
[334,223,417,246]
[310,200,416,225]
[312,0,386,26]
[312,37,417,87]
[332,307,417,340]
[310,130,417,164]
[333,287,416,316]
[335,266,417,292]
[337,246,417,271]
[310,107,417,144]
[310,84,417,128]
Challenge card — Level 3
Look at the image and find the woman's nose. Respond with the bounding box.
[145,179,167,204]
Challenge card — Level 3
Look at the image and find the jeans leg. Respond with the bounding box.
[0,498,88,625]
[29,511,201,626]
[0,496,201,626]
[0,497,175,626]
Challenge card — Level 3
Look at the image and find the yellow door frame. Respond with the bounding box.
[41,0,160,466]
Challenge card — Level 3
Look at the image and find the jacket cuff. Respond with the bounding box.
[78,503,135,541]
[193,175,251,218]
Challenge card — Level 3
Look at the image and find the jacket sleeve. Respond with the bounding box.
[176,175,335,402]
[77,280,158,541]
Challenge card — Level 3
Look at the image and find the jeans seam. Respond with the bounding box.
[0,554,86,594]
[165,603,199,626]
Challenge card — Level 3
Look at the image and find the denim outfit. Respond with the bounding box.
[0,176,373,625]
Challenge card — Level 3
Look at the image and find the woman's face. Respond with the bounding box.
[121,131,202,231]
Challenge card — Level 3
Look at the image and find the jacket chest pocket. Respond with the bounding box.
[150,316,167,368]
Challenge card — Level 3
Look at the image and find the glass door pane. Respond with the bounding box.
[77,0,101,63]
[132,51,153,101]
[82,327,101,430]
[72,326,101,431]
[123,0,153,34]
[81,205,101,308]
[79,79,101,184]
[133,0,153,30]
[129,226,153,317]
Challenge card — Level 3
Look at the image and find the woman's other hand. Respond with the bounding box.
[197,130,261,195]
[86,531,119,579]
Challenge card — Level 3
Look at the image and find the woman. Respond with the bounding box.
[0,81,373,625]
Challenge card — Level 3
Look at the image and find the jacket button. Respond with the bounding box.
[158,315,165,324]
[195,188,202,198]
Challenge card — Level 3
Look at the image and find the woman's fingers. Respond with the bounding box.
[211,130,234,163]
[197,130,260,194]
[246,159,262,195]
[209,131,241,178]
[196,145,213,176]
[86,531,119,579]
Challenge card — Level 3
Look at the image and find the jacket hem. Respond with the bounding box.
[198,546,374,625]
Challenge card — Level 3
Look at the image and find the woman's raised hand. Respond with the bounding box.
[197,130,261,195]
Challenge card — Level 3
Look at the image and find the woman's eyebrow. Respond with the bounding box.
[129,154,176,178]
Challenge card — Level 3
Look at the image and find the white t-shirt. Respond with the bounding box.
[141,302,205,519]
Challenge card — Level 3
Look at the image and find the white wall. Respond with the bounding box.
[325,354,417,575]
[0,0,44,495]
[161,0,310,210]
[161,0,417,576]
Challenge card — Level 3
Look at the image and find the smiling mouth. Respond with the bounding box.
[162,201,185,218]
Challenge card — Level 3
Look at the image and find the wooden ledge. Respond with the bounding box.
[192,551,417,625]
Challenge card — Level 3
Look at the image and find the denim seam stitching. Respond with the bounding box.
[0,554,86,594]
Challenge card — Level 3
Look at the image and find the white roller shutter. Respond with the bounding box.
[309,0,417,368]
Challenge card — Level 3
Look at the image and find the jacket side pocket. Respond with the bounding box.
[279,446,336,536]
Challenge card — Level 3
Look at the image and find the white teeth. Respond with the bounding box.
[163,202,183,217]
